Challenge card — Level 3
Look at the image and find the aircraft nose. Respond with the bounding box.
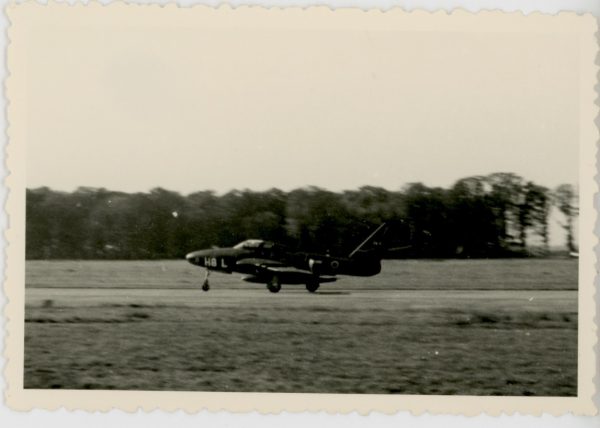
[185,250,207,266]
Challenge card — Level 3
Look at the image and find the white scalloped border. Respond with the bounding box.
[3,1,598,417]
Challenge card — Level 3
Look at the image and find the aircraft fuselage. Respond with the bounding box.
[185,245,381,277]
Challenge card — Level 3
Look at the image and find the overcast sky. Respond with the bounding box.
[24,12,580,195]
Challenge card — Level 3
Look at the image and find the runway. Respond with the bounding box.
[26,287,576,313]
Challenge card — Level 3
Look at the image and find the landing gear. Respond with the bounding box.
[306,277,320,293]
[201,269,210,292]
[267,275,281,293]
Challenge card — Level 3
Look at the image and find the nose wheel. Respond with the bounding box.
[201,269,210,292]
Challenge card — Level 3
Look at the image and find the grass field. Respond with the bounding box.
[24,259,578,395]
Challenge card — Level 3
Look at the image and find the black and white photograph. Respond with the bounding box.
[4,2,597,416]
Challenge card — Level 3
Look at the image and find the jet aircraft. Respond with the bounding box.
[185,223,388,293]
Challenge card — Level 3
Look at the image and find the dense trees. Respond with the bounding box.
[25,173,577,259]
[553,184,579,253]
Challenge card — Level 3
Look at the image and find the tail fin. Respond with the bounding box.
[348,223,387,258]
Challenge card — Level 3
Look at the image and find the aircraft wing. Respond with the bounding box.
[237,258,336,284]
[263,266,310,273]
[236,258,287,269]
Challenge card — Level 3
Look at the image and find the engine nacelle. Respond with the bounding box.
[309,258,342,275]
[308,258,323,274]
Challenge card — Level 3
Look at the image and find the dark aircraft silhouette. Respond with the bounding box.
[185,223,388,293]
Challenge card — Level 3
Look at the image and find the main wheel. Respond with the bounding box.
[306,278,320,293]
[267,276,281,293]
[202,280,210,292]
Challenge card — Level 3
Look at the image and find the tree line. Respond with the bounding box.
[26,172,578,260]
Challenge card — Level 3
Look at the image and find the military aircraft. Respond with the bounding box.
[185,223,388,293]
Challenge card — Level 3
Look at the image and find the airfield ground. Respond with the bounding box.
[24,259,577,395]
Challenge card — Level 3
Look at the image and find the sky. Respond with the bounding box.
[21,10,581,197]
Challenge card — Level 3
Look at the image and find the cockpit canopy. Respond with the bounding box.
[233,239,266,250]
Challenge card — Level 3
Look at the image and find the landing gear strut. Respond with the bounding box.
[267,275,281,293]
[201,269,210,292]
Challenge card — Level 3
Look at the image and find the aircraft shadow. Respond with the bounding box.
[314,291,351,295]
